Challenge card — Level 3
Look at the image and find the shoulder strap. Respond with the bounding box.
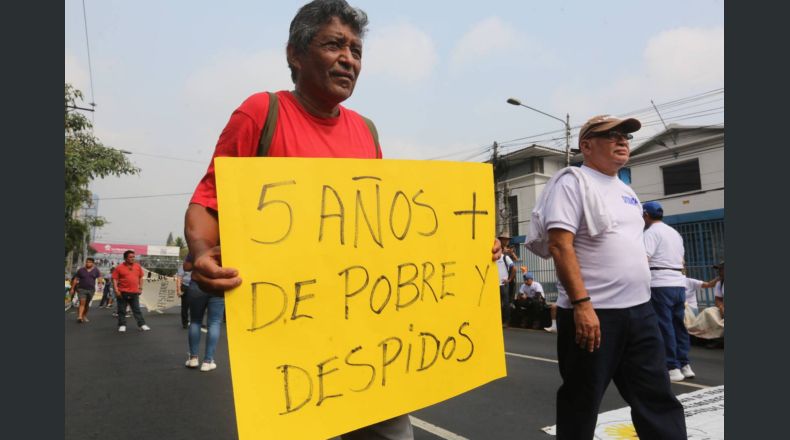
[360,115,382,158]
[257,93,380,158]
[257,92,280,157]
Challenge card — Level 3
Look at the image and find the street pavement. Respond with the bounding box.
[65,306,724,440]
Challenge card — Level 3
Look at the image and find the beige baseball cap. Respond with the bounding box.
[578,114,641,146]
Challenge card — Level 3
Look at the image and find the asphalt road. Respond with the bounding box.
[65,305,724,440]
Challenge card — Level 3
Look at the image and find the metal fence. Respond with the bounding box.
[513,217,724,308]
[514,244,561,302]
[671,219,725,308]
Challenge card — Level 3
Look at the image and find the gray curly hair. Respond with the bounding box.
[287,0,369,83]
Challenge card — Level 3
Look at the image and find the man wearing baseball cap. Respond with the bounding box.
[542,115,686,438]
[496,232,517,327]
[643,200,694,382]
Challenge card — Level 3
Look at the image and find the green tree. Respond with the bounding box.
[166,232,175,246]
[65,83,139,256]
[173,236,189,259]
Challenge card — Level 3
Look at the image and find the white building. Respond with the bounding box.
[492,144,568,239]
[628,124,724,221]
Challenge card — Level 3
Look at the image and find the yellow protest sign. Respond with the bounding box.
[216,157,506,440]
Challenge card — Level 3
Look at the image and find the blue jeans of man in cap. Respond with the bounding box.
[650,286,690,369]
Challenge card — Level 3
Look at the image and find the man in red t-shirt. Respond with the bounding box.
[185,1,502,438]
[111,250,150,332]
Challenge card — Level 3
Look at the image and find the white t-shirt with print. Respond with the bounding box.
[544,165,651,309]
[644,221,686,287]
[496,255,514,286]
[519,281,544,299]
[684,277,703,309]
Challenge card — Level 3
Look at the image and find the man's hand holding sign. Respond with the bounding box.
[184,2,505,438]
[212,158,505,439]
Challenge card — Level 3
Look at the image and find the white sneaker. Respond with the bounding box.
[140,325,151,331]
[668,368,684,382]
[544,326,557,333]
[681,364,696,378]
[200,361,217,372]
[185,357,199,368]
[118,325,127,333]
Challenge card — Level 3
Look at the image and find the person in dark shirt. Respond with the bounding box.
[70,258,101,323]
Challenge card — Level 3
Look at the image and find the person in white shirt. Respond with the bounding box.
[643,201,694,382]
[515,273,546,329]
[713,261,725,318]
[496,233,516,328]
[539,114,685,439]
[684,276,719,317]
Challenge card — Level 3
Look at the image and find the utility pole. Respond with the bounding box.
[492,141,502,235]
[506,98,571,166]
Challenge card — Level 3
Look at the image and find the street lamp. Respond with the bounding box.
[506,97,571,167]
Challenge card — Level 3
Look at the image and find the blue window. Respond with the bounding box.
[618,167,632,184]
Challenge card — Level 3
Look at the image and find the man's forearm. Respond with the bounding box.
[185,203,220,257]
[548,231,588,302]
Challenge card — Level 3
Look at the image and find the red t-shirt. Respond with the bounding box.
[190,90,381,210]
[112,263,144,294]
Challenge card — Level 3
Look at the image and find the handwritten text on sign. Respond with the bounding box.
[215,158,506,440]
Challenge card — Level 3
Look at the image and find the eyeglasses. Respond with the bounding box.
[586,130,633,141]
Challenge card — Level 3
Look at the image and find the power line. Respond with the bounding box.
[122,150,209,164]
[81,0,97,119]
[98,192,193,201]
[495,88,724,151]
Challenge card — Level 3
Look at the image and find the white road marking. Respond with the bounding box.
[409,416,469,440]
[505,351,558,363]
[505,352,712,389]
[671,381,711,389]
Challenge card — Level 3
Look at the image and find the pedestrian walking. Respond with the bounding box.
[70,258,101,323]
[176,254,193,329]
[528,114,686,439]
[643,200,696,381]
[112,250,150,332]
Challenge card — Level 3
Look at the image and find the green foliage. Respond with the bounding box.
[65,83,140,256]
[173,236,189,259]
[166,232,175,246]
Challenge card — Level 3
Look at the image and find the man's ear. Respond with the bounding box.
[286,44,300,71]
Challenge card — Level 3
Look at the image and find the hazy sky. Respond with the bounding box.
[65,0,724,246]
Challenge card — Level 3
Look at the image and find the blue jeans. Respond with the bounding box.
[116,293,145,327]
[188,283,225,362]
[499,284,511,324]
[650,286,690,369]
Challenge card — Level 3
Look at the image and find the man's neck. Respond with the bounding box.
[581,162,620,177]
[292,89,339,118]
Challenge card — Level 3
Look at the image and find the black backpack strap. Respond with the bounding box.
[257,92,280,157]
[360,115,382,158]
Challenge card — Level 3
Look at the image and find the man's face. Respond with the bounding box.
[125,253,135,264]
[85,260,94,269]
[499,238,511,249]
[290,16,362,107]
[580,130,632,175]
[525,278,533,286]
